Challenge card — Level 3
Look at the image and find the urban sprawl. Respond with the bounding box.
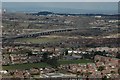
[1,10,120,79]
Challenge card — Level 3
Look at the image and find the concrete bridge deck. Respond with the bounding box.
[3,28,78,41]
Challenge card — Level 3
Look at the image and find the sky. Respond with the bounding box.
[2,0,119,14]
[2,0,120,2]
[2,2,118,14]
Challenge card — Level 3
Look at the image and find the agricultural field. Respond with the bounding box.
[15,37,64,44]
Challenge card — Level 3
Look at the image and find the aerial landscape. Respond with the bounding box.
[1,2,120,79]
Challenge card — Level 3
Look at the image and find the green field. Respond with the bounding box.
[3,59,93,70]
[3,63,50,70]
[58,59,93,64]
[15,37,62,43]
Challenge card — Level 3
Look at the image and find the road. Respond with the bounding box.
[3,28,78,41]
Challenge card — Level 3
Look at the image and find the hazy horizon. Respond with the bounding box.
[2,2,118,14]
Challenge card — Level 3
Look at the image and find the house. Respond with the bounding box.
[10,54,28,64]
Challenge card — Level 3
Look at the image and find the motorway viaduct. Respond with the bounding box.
[3,28,78,41]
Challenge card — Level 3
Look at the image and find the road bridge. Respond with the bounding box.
[3,28,78,41]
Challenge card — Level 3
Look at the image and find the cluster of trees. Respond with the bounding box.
[82,50,109,60]
[93,50,108,57]
[42,52,58,68]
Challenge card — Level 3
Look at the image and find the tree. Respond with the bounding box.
[76,71,81,78]
[102,76,109,80]
[42,52,59,68]
[47,57,58,68]
[98,66,105,71]
[111,71,116,74]
[116,52,120,59]
[64,49,68,55]
[85,72,92,78]
[118,67,120,75]
[42,52,49,62]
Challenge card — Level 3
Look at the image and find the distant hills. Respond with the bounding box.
[31,11,119,17]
